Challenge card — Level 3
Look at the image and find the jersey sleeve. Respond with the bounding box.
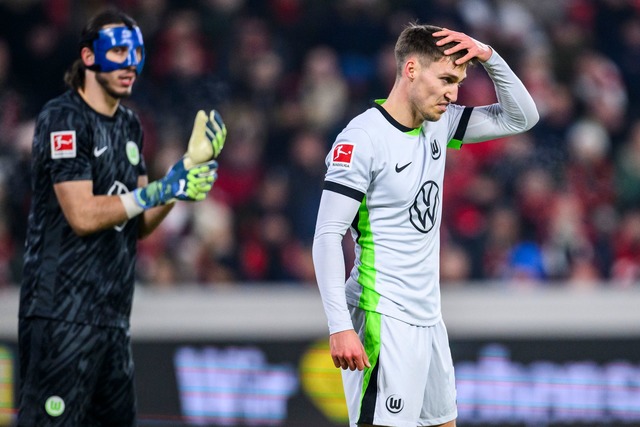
[323,127,375,195]
[449,50,540,147]
[313,126,374,334]
[313,189,363,334]
[36,104,93,184]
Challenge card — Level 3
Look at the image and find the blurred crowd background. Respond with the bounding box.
[0,0,639,289]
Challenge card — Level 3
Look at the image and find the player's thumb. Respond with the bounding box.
[191,110,208,137]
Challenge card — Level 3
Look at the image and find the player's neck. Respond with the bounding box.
[383,85,421,129]
[78,78,120,117]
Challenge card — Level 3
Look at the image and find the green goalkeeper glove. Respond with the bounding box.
[133,158,218,208]
[183,110,227,168]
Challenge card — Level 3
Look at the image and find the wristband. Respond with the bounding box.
[119,192,145,219]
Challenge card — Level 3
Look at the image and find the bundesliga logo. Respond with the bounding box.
[332,143,355,168]
[50,131,77,159]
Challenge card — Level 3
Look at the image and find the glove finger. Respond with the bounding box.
[210,110,226,131]
[192,182,213,198]
[206,119,226,142]
[198,159,218,169]
[194,110,208,127]
[192,160,218,176]
[193,176,214,187]
[185,183,210,200]
[191,192,206,202]
[205,123,216,142]
[188,171,215,187]
[196,183,213,193]
[207,111,227,157]
[188,178,212,191]
[192,110,209,142]
[189,159,216,171]
[196,170,217,180]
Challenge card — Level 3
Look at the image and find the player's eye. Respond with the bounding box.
[110,46,127,55]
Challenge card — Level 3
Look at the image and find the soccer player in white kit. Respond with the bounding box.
[312,24,539,427]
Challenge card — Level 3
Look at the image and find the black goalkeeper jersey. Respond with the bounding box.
[20,90,146,328]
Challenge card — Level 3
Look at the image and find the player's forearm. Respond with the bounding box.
[480,50,539,133]
[313,190,362,334]
[54,181,135,235]
[69,197,133,235]
[313,231,355,334]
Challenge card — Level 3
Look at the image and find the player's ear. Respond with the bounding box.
[405,57,417,82]
[80,46,95,67]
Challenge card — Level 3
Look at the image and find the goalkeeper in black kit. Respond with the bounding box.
[17,8,226,427]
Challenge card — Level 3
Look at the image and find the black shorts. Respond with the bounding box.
[17,317,136,427]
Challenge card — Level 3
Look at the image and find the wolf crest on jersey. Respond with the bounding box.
[50,131,76,159]
[410,181,440,233]
[331,143,355,168]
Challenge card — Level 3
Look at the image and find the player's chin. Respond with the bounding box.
[423,111,444,122]
[109,86,134,99]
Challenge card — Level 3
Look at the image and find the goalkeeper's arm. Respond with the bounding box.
[53,159,217,237]
[55,110,226,237]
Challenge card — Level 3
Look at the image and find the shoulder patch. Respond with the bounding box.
[50,131,77,159]
[331,143,355,168]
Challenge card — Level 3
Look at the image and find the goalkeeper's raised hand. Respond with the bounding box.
[184,110,227,168]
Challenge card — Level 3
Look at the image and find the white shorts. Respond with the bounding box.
[342,306,457,427]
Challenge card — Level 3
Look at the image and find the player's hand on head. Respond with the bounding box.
[433,28,492,64]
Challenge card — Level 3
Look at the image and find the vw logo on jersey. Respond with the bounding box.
[410,180,439,233]
[386,395,404,414]
[431,138,441,160]
[126,141,140,166]
[108,180,130,232]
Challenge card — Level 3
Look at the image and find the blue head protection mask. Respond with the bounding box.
[90,26,145,74]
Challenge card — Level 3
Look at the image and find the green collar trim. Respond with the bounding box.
[372,99,421,135]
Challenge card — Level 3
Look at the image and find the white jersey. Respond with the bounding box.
[313,50,539,334]
[325,102,467,327]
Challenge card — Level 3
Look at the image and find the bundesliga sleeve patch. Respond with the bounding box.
[331,143,355,168]
[50,130,77,159]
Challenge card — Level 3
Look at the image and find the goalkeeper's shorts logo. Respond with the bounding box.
[44,395,65,417]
